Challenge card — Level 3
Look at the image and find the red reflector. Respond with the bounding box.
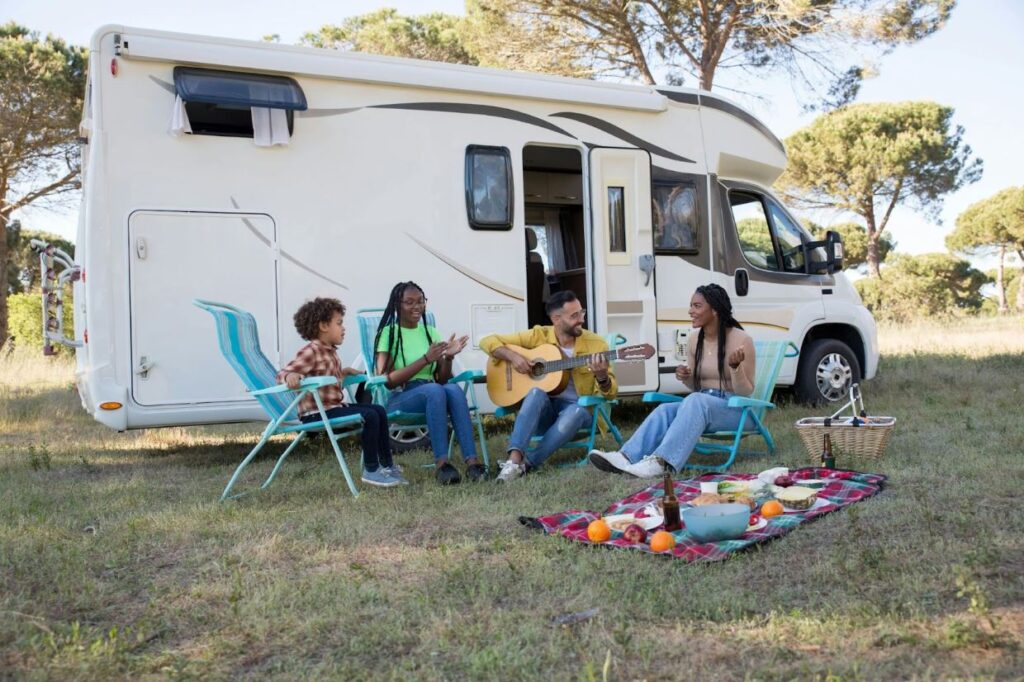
[99,402,122,410]
[111,58,118,76]
[84,329,88,344]
[81,269,86,283]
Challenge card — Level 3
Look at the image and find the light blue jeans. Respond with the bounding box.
[508,388,593,468]
[387,380,478,463]
[621,390,753,471]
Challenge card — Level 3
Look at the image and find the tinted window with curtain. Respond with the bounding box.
[653,181,699,253]
[465,146,513,230]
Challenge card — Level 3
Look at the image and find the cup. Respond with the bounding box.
[699,481,719,494]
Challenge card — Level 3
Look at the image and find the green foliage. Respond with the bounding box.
[947,186,1024,254]
[7,290,73,354]
[0,23,87,343]
[779,101,982,276]
[806,221,896,270]
[300,5,588,77]
[479,0,953,96]
[855,252,988,322]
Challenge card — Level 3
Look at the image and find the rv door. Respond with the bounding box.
[129,210,278,407]
[587,148,659,392]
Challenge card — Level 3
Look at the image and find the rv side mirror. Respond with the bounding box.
[826,230,844,274]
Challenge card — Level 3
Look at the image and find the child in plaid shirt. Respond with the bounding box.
[278,297,406,488]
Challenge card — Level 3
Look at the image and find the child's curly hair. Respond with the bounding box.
[293,297,346,341]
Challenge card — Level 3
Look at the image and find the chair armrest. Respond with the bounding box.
[494,406,516,418]
[448,369,484,385]
[250,376,338,395]
[365,375,388,386]
[642,391,683,404]
[785,341,800,358]
[342,373,368,388]
[577,395,618,407]
[727,396,774,409]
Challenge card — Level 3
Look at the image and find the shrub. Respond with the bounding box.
[7,290,74,355]
[855,253,988,323]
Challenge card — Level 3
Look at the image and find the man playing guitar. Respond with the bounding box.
[479,290,617,482]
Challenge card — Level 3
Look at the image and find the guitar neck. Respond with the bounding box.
[542,349,618,374]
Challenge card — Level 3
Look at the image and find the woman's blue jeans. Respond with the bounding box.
[621,390,752,471]
[386,380,478,462]
[508,387,592,468]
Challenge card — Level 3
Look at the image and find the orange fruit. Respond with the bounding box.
[761,500,784,518]
[649,530,676,553]
[587,519,611,543]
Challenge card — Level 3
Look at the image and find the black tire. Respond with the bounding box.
[795,338,861,405]
[389,426,431,453]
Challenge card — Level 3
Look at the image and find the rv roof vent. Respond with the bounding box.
[173,67,307,111]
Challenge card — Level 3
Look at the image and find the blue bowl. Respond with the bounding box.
[682,503,750,542]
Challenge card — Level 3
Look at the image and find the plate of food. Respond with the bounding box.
[604,513,663,532]
[746,515,768,532]
[775,486,830,513]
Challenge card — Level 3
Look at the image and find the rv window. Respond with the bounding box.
[465,146,513,230]
[768,199,826,272]
[729,192,779,271]
[173,67,304,139]
[607,187,627,252]
[653,181,699,254]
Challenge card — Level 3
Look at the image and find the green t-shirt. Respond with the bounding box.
[375,324,440,382]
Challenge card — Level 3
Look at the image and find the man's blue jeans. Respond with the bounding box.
[621,390,753,471]
[508,388,592,468]
[387,380,478,462]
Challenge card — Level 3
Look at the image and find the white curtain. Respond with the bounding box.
[252,107,290,147]
[168,95,192,137]
[544,209,567,272]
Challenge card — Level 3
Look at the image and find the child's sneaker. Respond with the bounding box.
[495,459,525,483]
[361,468,401,488]
[380,466,409,485]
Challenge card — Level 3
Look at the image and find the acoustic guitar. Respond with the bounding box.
[485,342,656,407]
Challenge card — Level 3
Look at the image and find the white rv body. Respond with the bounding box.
[72,25,878,431]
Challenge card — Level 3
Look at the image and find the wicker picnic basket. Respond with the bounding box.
[794,383,895,465]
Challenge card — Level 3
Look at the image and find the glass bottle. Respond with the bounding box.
[662,472,682,532]
[821,433,835,469]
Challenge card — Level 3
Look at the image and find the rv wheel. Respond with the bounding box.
[795,339,861,405]
[389,426,431,453]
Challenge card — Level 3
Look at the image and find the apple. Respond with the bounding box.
[623,524,647,543]
[774,475,795,487]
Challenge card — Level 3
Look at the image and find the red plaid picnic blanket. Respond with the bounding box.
[520,468,887,562]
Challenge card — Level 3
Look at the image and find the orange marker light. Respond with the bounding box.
[99,402,122,410]
[111,58,118,76]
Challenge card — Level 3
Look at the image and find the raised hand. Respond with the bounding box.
[424,341,448,363]
[445,333,469,357]
[675,364,692,381]
[728,346,745,370]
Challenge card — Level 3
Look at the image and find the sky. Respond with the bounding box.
[6,0,1022,272]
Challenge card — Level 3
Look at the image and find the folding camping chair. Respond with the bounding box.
[643,340,799,472]
[493,333,627,468]
[195,299,374,500]
[355,308,490,470]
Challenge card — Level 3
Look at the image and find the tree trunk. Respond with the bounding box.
[865,227,881,278]
[995,244,1008,314]
[0,209,10,349]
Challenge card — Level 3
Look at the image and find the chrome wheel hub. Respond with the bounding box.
[815,352,852,401]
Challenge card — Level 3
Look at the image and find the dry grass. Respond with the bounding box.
[1,316,1023,679]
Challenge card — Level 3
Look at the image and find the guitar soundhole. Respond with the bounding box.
[529,362,545,378]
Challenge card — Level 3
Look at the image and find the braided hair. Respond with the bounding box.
[373,281,435,376]
[691,283,743,392]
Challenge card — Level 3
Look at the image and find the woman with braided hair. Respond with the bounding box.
[374,282,485,485]
[589,283,756,477]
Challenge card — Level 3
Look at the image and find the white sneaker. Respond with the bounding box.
[496,459,526,483]
[588,449,632,474]
[623,455,666,479]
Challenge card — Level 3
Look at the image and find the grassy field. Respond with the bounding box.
[2,317,1023,679]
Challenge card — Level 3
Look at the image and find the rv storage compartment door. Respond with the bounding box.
[588,148,658,393]
[129,210,278,407]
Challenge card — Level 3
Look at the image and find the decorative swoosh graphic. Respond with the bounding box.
[406,232,524,301]
[551,112,695,164]
[371,102,576,139]
[229,198,349,291]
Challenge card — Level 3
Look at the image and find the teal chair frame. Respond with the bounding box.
[355,308,490,470]
[642,340,799,473]
[196,300,378,500]
[494,334,627,468]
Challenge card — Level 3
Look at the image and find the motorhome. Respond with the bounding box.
[49,25,878,433]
